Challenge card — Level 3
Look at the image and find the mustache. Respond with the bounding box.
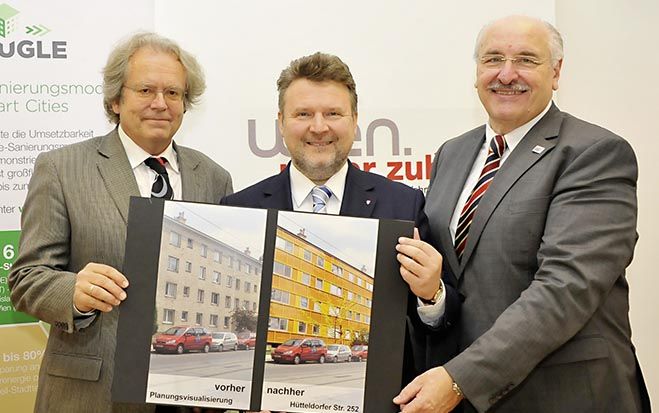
[487,81,529,92]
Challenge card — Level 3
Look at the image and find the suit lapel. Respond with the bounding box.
[459,105,563,268]
[177,144,203,202]
[260,165,295,210]
[96,129,140,225]
[339,163,377,218]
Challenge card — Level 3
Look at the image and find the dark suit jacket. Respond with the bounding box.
[9,129,233,413]
[425,104,650,413]
[221,161,460,385]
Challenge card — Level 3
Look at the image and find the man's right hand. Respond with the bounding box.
[73,262,129,313]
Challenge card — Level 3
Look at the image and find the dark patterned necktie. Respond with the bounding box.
[454,134,506,261]
[144,157,174,200]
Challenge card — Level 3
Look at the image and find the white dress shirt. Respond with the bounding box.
[117,125,182,200]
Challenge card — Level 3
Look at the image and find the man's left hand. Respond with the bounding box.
[393,366,462,413]
[396,228,442,300]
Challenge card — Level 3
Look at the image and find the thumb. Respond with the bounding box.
[413,227,421,241]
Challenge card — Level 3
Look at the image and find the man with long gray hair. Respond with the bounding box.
[9,32,232,412]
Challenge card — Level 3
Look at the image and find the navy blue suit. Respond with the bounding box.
[221,161,460,384]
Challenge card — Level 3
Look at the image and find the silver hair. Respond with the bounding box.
[102,32,206,124]
[473,16,564,67]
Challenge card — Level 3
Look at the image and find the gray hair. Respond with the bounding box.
[473,16,564,67]
[277,52,358,115]
[102,32,206,124]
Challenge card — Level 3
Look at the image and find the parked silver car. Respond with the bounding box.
[211,332,238,352]
[326,344,352,363]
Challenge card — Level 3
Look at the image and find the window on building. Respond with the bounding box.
[195,312,203,325]
[235,278,241,290]
[366,299,372,308]
[213,250,221,263]
[211,292,219,305]
[187,238,193,249]
[167,256,179,272]
[303,249,312,262]
[226,275,233,288]
[169,231,181,247]
[348,273,355,282]
[185,261,192,273]
[273,262,292,278]
[331,264,343,276]
[163,308,174,324]
[298,321,307,334]
[224,316,230,329]
[329,306,340,317]
[181,311,188,322]
[199,266,206,280]
[269,317,288,331]
[312,324,320,335]
[245,263,251,274]
[358,278,363,287]
[275,237,293,253]
[245,281,251,293]
[212,271,221,284]
[243,300,249,309]
[347,291,354,300]
[200,244,207,258]
[209,314,218,327]
[299,296,309,309]
[183,286,190,297]
[225,296,231,308]
[316,256,325,268]
[315,279,323,290]
[234,298,240,309]
[237,260,242,272]
[301,273,311,286]
[355,313,361,322]
[365,316,371,324]
[229,256,234,268]
[271,289,290,304]
[314,301,322,313]
[197,289,205,303]
[366,282,373,292]
[253,284,258,293]
[252,302,257,312]
[347,310,353,319]
[330,284,342,297]
[164,282,177,298]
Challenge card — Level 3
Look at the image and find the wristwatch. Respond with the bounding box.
[419,282,443,305]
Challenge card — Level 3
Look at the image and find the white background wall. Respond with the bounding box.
[556,0,658,406]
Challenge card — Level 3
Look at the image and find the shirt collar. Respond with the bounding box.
[289,161,349,209]
[485,100,552,152]
[117,124,179,174]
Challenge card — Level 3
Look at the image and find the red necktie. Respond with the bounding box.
[454,135,506,261]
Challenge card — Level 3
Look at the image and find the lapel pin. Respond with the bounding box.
[532,145,545,154]
[366,200,372,205]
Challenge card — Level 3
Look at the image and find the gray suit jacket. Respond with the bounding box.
[425,104,648,412]
[8,129,232,413]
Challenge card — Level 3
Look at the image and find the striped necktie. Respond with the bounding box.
[311,185,332,213]
[454,134,506,261]
[144,157,174,200]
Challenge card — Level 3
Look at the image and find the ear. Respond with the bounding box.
[277,112,284,135]
[112,100,120,115]
[552,59,563,91]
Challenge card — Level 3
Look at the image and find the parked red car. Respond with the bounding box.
[238,333,257,350]
[272,338,327,364]
[350,344,368,361]
[152,326,212,354]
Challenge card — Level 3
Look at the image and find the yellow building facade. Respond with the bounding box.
[268,227,373,345]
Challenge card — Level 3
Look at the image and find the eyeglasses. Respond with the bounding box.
[122,85,186,102]
[478,55,544,70]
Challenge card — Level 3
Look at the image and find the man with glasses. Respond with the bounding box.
[394,15,650,413]
[9,32,232,413]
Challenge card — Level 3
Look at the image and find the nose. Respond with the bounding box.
[497,60,519,84]
[309,113,329,133]
[150,91,168,110]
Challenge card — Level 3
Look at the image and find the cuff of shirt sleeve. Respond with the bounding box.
[416,279,447,327]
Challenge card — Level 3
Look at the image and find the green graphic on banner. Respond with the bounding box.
[0,230,37,325]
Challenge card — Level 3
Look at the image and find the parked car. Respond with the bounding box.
[271,338,327,364]
[152,326,212,354]
[237,333,257,350]
[211,332,238,352]
[350,344,368,361]
[326,344,352,363]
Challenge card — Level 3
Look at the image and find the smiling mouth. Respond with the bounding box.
[490,89,527,95]
[306,141,334,147]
